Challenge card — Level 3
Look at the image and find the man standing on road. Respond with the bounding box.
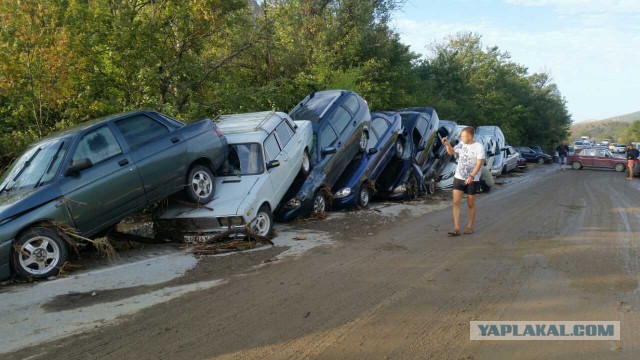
[556,140,570,171]
[626,144,639,180]
[443,127,485,236]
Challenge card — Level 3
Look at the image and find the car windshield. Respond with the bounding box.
[219,143,264,176]
[0,139,67,194]
[290,93,339,123]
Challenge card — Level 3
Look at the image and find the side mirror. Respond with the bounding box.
[486,151,494,157]
[368,147,379,155]
[321,146,337,156]
[266,160,280,170]
[65,158,93,177]
[501,147,508,151]
[416,145,426,152]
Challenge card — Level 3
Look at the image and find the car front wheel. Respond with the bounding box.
[394,139,405,159]
[251,206,274,237]
[298,150,311,178]
[537,157,545,164]
[12,227,68,279]
[614,163,626,172]
[358,185,370,208]
[359,131,368,152]
[313,192,328,215]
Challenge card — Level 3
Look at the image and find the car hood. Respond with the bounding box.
[0,185,61,223]
[159,176,260,219]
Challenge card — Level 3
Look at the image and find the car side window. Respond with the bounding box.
[596,150,607,157]
[583,149,595,157]
[372,117,389,139]
[368,128,379,147]
[343,94,360,115]
[115,115,169,149]
[275,121,293,148]
[264,133,281,162]
[72,126,122,166]
[332,107,352,134]
[319,125,338,150]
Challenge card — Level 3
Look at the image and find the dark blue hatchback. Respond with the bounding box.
[332,112,404,208]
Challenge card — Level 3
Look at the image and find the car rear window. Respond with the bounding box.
[290,93,339,122]
[343,94,360,115]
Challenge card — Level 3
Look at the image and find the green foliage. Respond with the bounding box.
[0,1,572,161]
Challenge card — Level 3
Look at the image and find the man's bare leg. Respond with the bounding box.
[452,189,463,232]
[466,194,477,231]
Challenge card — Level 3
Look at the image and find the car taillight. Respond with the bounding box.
[213,125,222,137]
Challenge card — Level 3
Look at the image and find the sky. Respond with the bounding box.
[392,0,640,122]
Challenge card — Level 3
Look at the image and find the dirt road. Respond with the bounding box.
[4,165,640,359]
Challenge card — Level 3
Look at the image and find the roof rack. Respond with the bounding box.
[214,110,283,134]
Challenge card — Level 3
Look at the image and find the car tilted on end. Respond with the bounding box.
[0,110,228,280]
[156,111,313,239]
[278,90,371,220]
[332,111,404,208]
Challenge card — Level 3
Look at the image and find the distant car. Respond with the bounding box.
[500,146,519,174]
[332,112,404,208]
[278,90,371,220]
[613,145,626,153]
[0,110,229,280]
[376,110,439,199]
[516,146,551,164]
[156,111,313,239]
[515,150,527,169]
[568,148,628,172]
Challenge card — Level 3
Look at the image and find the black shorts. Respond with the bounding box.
[453,178,480,195]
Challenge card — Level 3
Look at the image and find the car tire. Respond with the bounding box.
[406,173,419,199]
[358,184,370,208]
[298,150,311,179]
[12,227,68,279]
[614,163,626,172]
[312,192,328,215]
[359,131,368,152]
[501,165,507,175]
[186,165,215,203]
[537,157,545,164]
[251,205,274,237]
[394,138,405,159]
[572,161,582,170]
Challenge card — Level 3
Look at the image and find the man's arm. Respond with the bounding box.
[443,137,456,155]
[465,159,484,185]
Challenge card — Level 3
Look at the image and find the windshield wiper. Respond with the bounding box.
[35,142,64,188]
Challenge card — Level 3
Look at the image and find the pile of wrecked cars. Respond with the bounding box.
[0,89,520,281]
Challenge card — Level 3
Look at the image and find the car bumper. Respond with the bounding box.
[154,217,249,241]
[332,193,358,209]
[275,199,315,222]
[490,168,502,176]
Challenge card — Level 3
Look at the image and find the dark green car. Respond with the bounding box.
[0,110,228,280]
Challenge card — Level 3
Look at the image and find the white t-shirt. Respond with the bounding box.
[453,141,485,181]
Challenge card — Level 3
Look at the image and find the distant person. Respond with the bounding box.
[627,144,639,180]
[443,127,485,236]
[555,141,570,171]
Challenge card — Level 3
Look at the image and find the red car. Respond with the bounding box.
[568,148,627,172]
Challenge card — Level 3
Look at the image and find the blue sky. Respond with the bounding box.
[392,0,640,122]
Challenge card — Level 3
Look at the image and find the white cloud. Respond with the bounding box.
[504,0,640,14]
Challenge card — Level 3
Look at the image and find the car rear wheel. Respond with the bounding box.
[614,163,626,172]
[12,227,68,279]
[186,165,215,203]
[251,206,274,237]
[298,150,311,178]
[394,139,405,159]
[359,131,368,152]
[358,185,370,208]
[313,192,327,215]
[406,174,419,199]
[572,161,582,170]
[537,157,545,164]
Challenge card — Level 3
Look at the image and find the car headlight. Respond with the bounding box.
[334,187,351,198]
[286,198,302,209]
[393,185,406,193]
[218,216,244,227]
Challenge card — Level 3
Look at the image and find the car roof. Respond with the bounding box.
[39,110,153,142]
[216,111,289,138]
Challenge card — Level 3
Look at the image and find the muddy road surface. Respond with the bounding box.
[3,165,640,359]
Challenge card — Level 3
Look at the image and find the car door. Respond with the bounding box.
[592,149,611,168]
[264,132,289,202]
[113,113,187,203]
[580,149,595,166]
[369,116,391,175]
[59,125,146,235]
[316,123,342,186]
[274,119,299,181]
